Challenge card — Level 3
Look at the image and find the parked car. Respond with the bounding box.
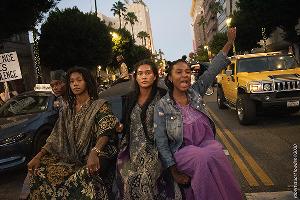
[0,91,58,172]
[217,52,300,125]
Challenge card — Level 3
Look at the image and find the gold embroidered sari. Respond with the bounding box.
[29,99,118,200]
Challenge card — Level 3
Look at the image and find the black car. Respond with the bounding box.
[0,91,58,172]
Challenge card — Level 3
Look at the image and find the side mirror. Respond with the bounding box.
[225,69,233,76]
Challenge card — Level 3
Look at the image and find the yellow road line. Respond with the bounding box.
[216,128,259,186]
[208,107,274,186]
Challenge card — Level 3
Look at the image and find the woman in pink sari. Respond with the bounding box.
[154,28,243,200]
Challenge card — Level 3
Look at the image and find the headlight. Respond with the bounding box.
[249,83,262,93]
[0,132,27,146]
[263,83,272,91]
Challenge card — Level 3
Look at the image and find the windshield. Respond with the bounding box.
[0,95,49,117]
[237,55,299,73]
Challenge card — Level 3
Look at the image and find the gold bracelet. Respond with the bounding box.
[91,147,101,156]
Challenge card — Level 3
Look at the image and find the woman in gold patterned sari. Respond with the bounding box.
[27,67,118,200]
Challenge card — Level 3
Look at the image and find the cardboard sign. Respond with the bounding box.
[0,51,22,82]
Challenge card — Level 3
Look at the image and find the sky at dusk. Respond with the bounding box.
[56,0,193,61]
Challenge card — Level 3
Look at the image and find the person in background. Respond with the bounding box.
[154,28,243,200]
[112,55,130,86]
[116,60,181,199]
[50,70,67,108]
[27,67,118,199]
[0,83,9,107]
[117,55,129,80]
[0,82,18,107]
[19,70,67,200]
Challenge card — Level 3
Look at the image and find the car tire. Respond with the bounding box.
[34,132,50,154]
[236,94,256,125]
[217,86,227,109]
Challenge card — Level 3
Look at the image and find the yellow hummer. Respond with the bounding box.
[216,52,300,125]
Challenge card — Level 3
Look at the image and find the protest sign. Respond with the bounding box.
[0,51,22,82]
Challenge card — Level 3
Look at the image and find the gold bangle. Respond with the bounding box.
[91,147,101,156]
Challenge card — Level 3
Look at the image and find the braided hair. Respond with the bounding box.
[66,67,98,111]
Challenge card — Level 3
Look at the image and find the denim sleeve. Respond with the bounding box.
[154,104,176,169]
[192,51,231,96]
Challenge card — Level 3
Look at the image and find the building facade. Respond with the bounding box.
[203,0,218,44]
[124,2,154,52]
[190,0,205,51]
[98,1,154,52]
[97,13,118,29]
[217,0,238,33]
[191,0,221,50]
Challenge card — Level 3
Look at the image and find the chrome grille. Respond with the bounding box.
[275,81,300,91]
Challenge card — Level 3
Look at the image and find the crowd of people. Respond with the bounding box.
[17,28,242,200]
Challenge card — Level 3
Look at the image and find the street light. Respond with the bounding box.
[204,45,210,61]
[226,17,232,27]
[97,65,102,77]
[110,32,119,39]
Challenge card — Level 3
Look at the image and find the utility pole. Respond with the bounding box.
[94,0,98,15]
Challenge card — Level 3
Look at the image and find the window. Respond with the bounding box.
[0,95,49,117]
[237,55,299,73]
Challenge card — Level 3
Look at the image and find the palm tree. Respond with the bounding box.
[158,49,164,60]
[198,16,207,44]
[111,1,127,29]
[137,31,150,46]
[124,12,138,40]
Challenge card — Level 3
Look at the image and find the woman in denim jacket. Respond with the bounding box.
[154,28,242,200]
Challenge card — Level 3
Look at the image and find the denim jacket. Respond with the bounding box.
[154,51,231,168]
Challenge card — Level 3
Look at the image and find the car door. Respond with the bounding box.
[226,62,238,104]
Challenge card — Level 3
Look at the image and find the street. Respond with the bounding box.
[0,88,299,200]
[205,91,300,199]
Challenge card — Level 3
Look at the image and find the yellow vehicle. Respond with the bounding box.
[216,52,300,125]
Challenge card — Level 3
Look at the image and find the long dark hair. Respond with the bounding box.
[164,58,189,100]
[124,59,160,143]
[66,67,98,110]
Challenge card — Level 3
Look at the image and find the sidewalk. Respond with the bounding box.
[245,191,298,200]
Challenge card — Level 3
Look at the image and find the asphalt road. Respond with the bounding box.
[0,87,299,200]
[204,91,300,200]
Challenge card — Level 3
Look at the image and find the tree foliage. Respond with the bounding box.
[111,1,127,29]
[194,45,209,62]
[0,0,59,40]
[39,7,112,71]
[110,28,151,71]
[209,1,223,16]
[198,16,207,43]
[233,0,300,52]
[124,12,138,40]
[126,45,152,70]
[209,32,227,56]
[137,31,150,46]
[111,28,134,58]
